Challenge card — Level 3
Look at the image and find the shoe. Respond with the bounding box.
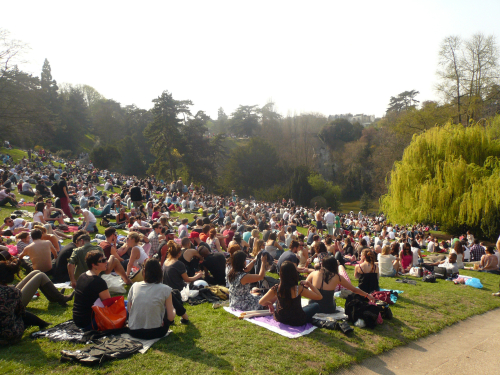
[180,318,190,324]
[493,292,500,297]
[212,302,223,309]
[39,283,74,306]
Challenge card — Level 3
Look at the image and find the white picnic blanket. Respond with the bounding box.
[120,332,171,354]
[300,298,348,320]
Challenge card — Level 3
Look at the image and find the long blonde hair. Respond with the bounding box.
[252,239,264,257]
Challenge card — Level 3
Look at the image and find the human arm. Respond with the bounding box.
[244,258,256,273]
[241,256,268,285]
[50,243,58,259]
[298,281,322,300]
[68,263,77,288]
[181,270,203,283]
[126,247,140,276]
[164,294,176,322]
[275,241,283,251]
[354,265,361,279]
[215,238,222,252]
[98,289,111,301]
[338,275,377,303]
[259,287,277,309]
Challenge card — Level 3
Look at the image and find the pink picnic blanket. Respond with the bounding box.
[7,244,18,256]
[224,307,316,338]
[20,202,35,207]
[63,226,80,233]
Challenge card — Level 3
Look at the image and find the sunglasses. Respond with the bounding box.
[98,258,107,263]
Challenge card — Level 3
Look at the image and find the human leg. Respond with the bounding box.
[106,255,132,284]
[327,223,334,236]
[100,204,111,217]
[171,290,188,319]
[303,303,320,323]
[59,196,73,219]
[23,311,50,329]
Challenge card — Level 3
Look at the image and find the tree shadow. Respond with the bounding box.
[153,322,232,371]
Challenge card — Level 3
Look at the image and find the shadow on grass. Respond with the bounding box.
[154,322,232,371]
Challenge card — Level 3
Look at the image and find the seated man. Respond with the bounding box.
[199,246,226,286]
[0,188,19,208]
[74,205,98,233]
[178,237,203,277]
[18,228,58,275]
[52,230,88,283]
[21,180,35,197]
[99,227,129,269]
[67,234,132,289]
[36,180,51,198]
[89,201,111,218]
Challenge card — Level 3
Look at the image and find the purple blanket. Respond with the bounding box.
[224,307,316,338]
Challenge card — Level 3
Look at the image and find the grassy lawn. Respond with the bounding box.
[1,152,500,373]
[340,200,380,215]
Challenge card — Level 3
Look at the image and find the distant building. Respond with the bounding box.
[328,113,375,127]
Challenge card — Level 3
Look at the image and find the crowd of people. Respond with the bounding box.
[1,147,499,345]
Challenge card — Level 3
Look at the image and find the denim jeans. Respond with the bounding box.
[326,223,334,235]
[302,302,320,323]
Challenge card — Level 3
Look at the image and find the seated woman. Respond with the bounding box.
[162,241,203,323]
[480,246,499,274]
[259,261,322,326]
[311,242,329,269]
[306,256,376,313]
[72,250,111,330]
[265,232,284,260]
[227,250,268,311]
[128,258,175,339]
[378,245,400,277]
[399,243,413,274]
[125,232,149,282]
[354,249,379,294]
[206,228,222,253]
[450,241,465,269]
[0,259,51,344]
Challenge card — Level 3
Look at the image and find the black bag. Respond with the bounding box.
[423,274,437,283]
[345,294,381,329]
[51,182,61,198]
[434,267,447,279]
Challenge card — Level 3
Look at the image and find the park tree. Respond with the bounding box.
[230,105,260,136]
[387,90,420,113]
[144,90,192,180]
[318,118,363,149]
[436,33,500,123]
[436,36,463,123]
[381,119,500,240]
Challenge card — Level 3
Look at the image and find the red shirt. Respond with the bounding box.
[223,229,234,247]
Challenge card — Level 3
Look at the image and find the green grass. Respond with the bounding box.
[2,153,500,373]
[340,200,380,215]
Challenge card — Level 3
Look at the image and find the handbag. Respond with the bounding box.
[91,296,127,331]
[409,267,423,277]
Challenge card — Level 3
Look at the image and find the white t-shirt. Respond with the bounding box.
[388,231,395,240]
[449,250,464,269]
[131,245,149,269]
[427,241,435,253]
[128,282,172,330]
[33,212,44,223]
[9,218,25,230]
[83,209,96,223]
[324,212,335,224]
[378,254,396,275]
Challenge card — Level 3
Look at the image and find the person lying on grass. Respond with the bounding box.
[306,256,376,313]
[259,261,322,326]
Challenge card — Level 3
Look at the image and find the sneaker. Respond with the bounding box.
[492,292,500,297]
[212,302,223,309]
[180,318,190,324]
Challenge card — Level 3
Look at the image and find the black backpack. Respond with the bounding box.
[51,182,61,198]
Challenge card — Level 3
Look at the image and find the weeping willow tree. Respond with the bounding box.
[380,118,500,239]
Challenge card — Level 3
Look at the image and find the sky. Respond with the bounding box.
[2,0,500,119]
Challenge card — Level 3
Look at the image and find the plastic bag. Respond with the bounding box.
[354,319,366,328]
[180,284,190,301]
[465,277,483,289]
[101,274,126,294]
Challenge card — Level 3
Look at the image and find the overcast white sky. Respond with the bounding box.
[2,0,500,119]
